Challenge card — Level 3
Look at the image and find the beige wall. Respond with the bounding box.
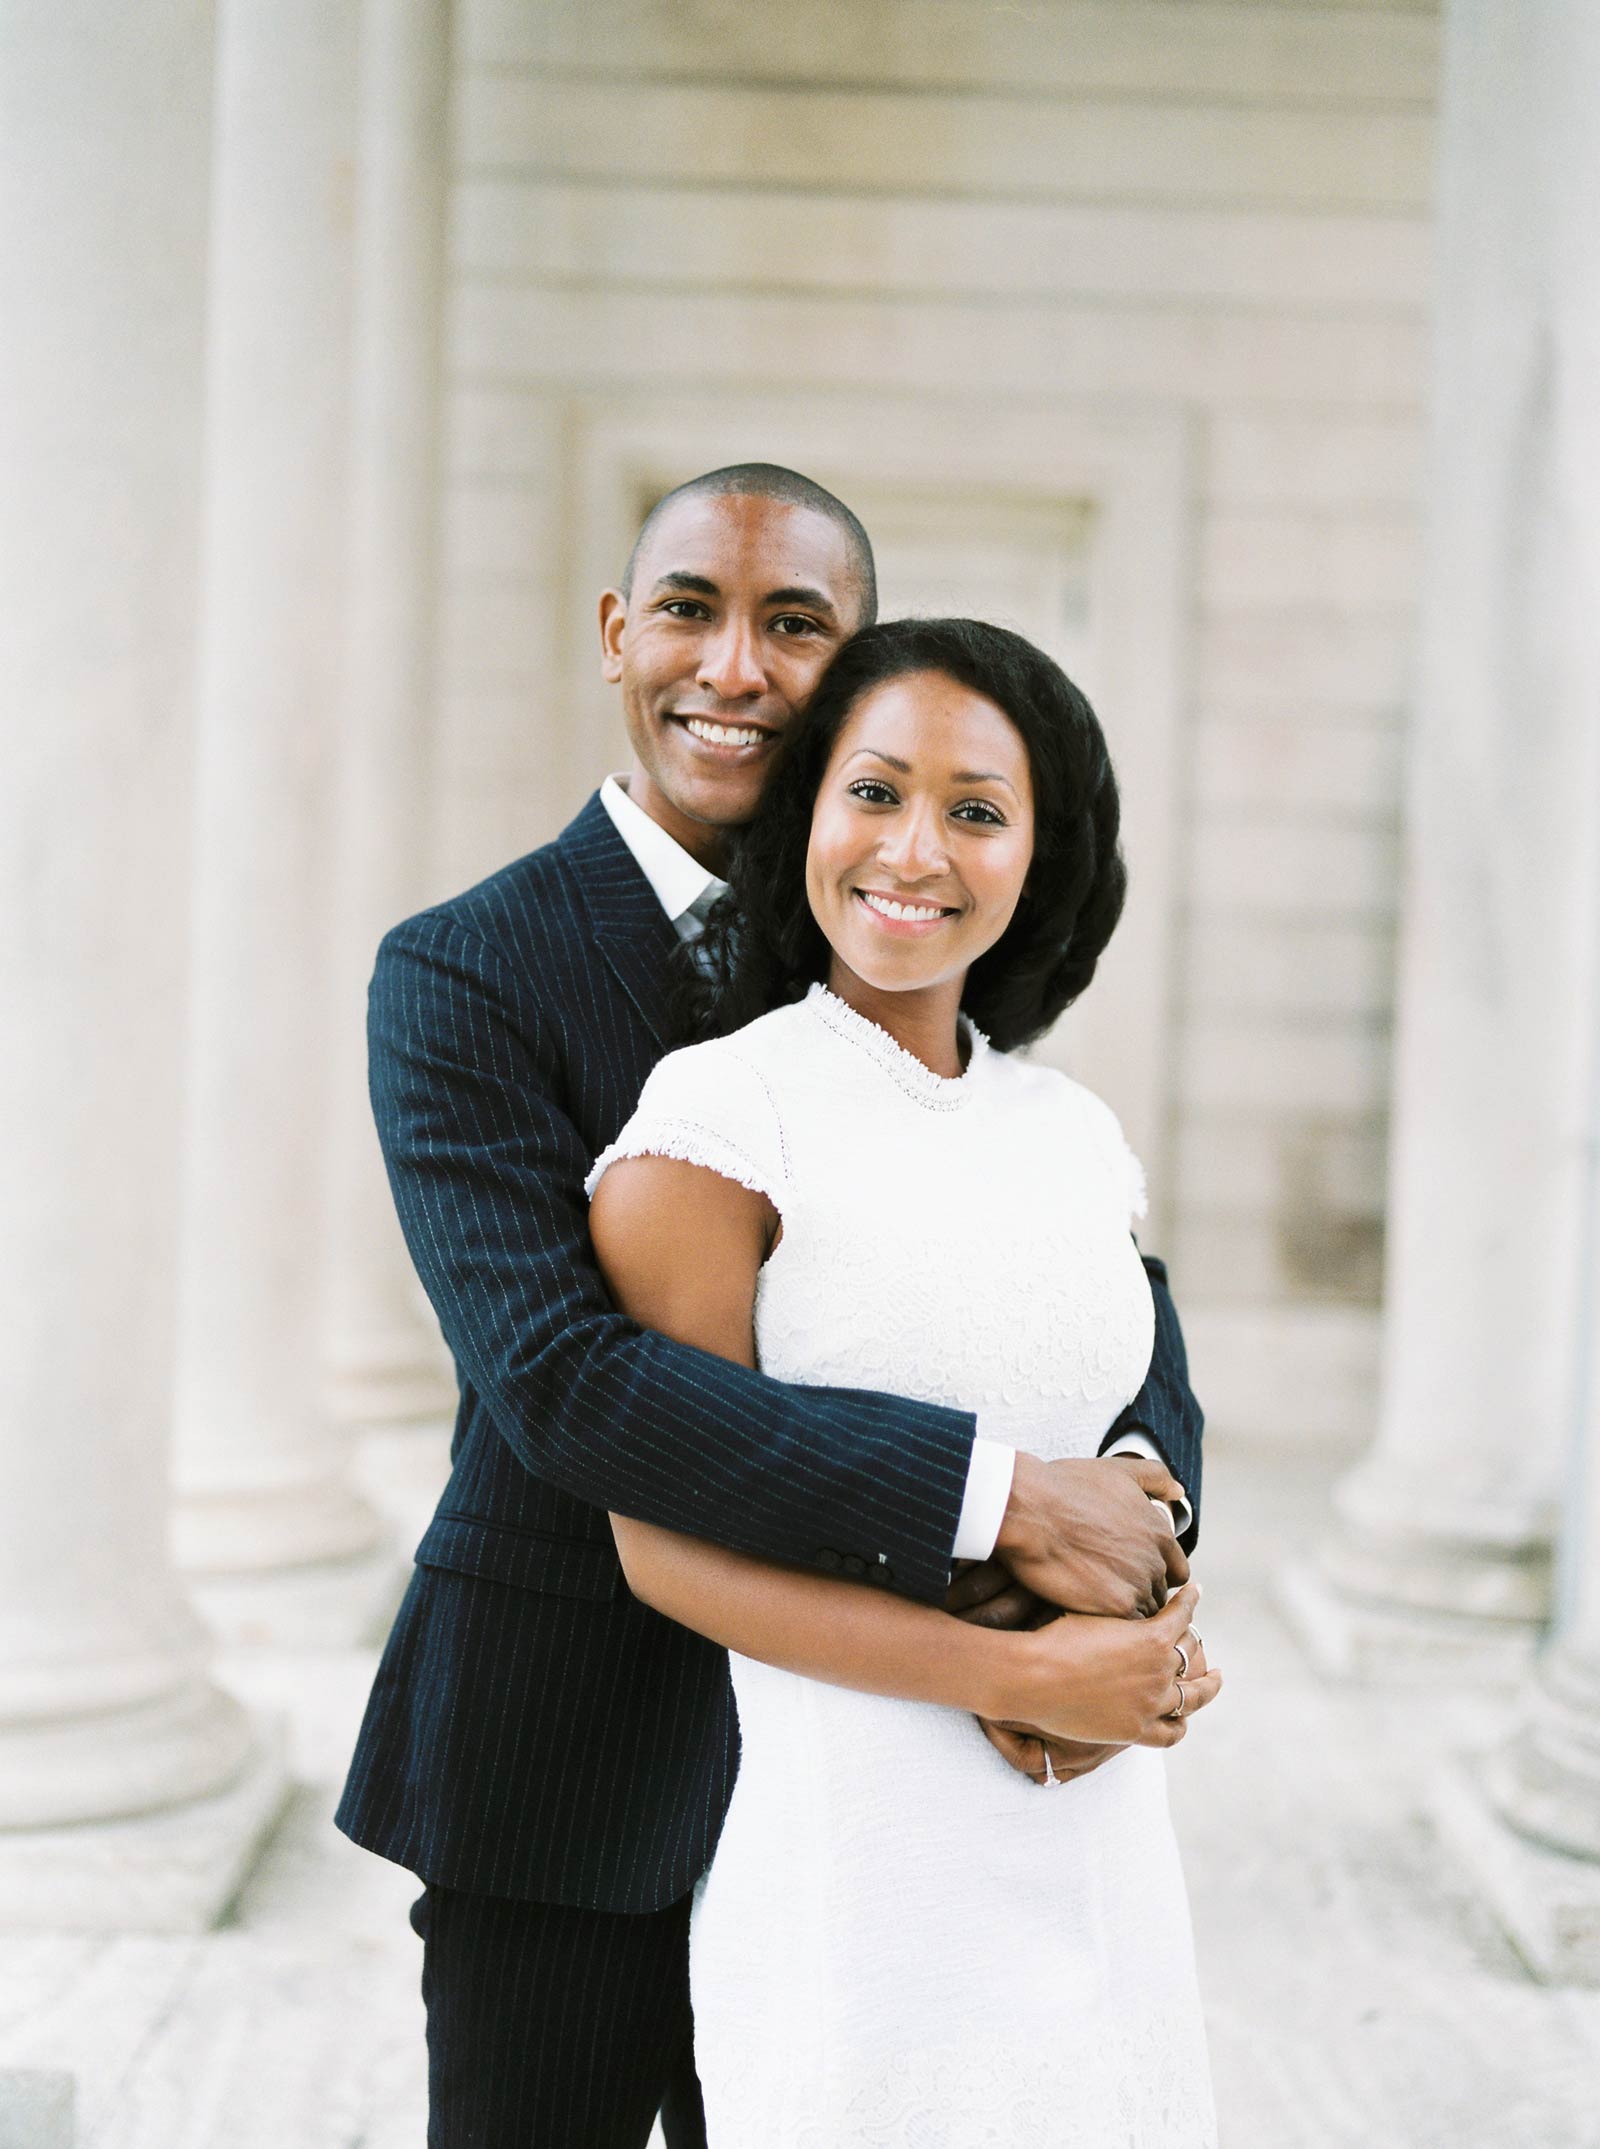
[431,0,1440,1443]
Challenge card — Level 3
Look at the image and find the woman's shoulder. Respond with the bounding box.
[647,1000,812,1096]
[992,1054,1148,1217]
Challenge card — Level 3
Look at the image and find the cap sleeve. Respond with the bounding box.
[1074,1086,1148,1228]
[584,1040,789,1214]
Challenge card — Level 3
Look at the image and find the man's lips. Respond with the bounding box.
[668,712,779,753]
[853,887,960,934]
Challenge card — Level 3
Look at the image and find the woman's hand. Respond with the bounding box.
[994,1581,1218,1749]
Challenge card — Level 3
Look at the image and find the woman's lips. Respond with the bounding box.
[853,887,958,935]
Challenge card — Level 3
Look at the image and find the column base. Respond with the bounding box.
[1276,1558,1539,1683]
[174,1472,387,1577]
[1431,1754,1600,1985]
[325,1345,455,1430]
[0,2072,74,2149]
[0,1725,289,1935]
[192,1540,411,1650]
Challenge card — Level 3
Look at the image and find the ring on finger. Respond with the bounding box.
[1167,1681,1186,1721]
[1174,1639,1191,1679]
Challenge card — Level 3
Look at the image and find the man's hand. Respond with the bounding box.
[996,1453,1189,1616]
[944,1556,1048,1631]
[977,1719,1127,1787]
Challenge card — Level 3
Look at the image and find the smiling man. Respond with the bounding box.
[337,465,1204,2149]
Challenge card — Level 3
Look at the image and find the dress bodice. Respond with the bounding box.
[587,983,1155,1453]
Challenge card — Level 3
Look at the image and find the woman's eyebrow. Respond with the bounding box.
[844,747,1019,799]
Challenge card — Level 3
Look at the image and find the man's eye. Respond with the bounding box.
[953,800,1006,825]
[847,779,898,805]
[771,614,822,637]
[661,599,710,620]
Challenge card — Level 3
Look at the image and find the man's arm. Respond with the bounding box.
[1098,1254,1203,1554]
[374,909,1182,1614]
[372,910,974,1602]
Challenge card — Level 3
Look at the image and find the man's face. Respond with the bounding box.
[599,491,865,866]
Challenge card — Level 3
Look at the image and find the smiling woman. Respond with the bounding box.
[585,613,1216,2147]
[691,615,1128,1057]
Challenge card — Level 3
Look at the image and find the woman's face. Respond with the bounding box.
[804,668,1035,1000]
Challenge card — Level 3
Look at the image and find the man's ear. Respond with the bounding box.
[598,588,627,682]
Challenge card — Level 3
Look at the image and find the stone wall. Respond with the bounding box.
[430,0,1441,1444]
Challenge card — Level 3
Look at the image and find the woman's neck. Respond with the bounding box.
[823,960,968,1079]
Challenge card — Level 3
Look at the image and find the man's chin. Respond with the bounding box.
[660,762,770,833]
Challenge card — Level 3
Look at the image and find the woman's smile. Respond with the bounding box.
[852,887,961,933]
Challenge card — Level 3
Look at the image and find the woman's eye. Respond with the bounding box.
[847,779,898,805]
[953,800,1006,826]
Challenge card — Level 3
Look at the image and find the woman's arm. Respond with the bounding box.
[590,1154,1217,1745]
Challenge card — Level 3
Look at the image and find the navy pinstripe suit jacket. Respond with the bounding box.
[336,793,1203,1914]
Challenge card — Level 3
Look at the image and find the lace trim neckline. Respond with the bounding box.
[805,983,989,1111]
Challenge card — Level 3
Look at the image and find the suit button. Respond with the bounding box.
[841,1553,866,1577]
[817,1547,842,1571]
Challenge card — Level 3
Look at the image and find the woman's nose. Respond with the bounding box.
[879,805,949,880]
[697,617,766,701]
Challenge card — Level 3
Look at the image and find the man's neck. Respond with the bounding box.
[620,764,731,876]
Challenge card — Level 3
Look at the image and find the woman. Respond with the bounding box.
[586,618,1219,2145]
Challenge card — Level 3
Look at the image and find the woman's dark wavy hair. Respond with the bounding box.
[681,616,1127,1054]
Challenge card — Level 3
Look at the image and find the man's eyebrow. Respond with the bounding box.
[648,571,719,598]
[765,584,838,616]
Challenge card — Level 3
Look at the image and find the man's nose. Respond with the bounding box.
[697,616,767,702]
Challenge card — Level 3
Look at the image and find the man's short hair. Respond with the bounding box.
[620,463,878,625]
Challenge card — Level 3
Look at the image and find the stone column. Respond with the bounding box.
[1426,0,1600,1980]
[321,0,457,1436]
[1283,0,1596,1679]
[172,0,387,1588]
[0,0,282,1927]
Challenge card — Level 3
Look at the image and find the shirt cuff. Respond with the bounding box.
[1103,1430,1192,1538]
[951,1438,1017,1562]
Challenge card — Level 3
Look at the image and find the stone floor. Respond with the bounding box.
[4,1431,1600,2148]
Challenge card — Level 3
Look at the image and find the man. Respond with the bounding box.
[337,465,1205,2147]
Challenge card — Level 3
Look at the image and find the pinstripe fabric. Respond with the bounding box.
[336,792,1204,1916]
[411,1884,705,2148]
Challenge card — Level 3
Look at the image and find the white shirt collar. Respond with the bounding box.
[599,774,728,931]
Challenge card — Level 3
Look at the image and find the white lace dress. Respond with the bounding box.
[587,984,1217,2148]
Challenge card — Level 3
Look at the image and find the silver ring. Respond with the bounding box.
[1167,1681,1186,1721]
[1191,1628,1204,1656]
[1174,1640,1191,1679]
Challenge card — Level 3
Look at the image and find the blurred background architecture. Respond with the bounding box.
[3,0,1599,2141]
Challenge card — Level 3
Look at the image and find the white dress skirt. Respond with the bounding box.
[587,984,1217,2148]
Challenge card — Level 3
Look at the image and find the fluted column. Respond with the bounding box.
[321,0,457,1435]
[1423,0,1600,1981]
[0,0,281,1925]
[172,0,386,1581]
[1283,0,1592,1678]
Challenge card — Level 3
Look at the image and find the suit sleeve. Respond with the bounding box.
[369,911,975,1603]
[1098,1255,1204,1554]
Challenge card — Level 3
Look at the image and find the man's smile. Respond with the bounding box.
[668,712,780,756]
